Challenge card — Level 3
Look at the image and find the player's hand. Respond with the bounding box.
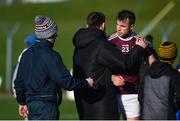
[86,77,94,87]
[148,54,156,66]
[19,105,29,118]
[111,75,125,86]
[135,36,148,49]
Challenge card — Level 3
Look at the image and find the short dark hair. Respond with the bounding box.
[116,10,136,25]
[87,11,105,28]
[145,34,153,47]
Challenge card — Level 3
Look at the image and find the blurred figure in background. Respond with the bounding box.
[145,34,153,47]
[12,34,37,97]
[176,59,180,120]
[140,41,180,120]
[24,34,37,48]
[176,57,180,73]
[176,65,180,72]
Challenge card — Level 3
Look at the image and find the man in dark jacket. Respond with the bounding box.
[140,41,180,120]
[14,15,93,120]
[72,11,148,120]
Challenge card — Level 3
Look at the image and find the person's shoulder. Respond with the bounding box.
[52,50,61,57]
[74,27,86,35]
[39,48,60,62]
[52,50,63,61]
[108,32,118,41]
[99,37,117,50]
[48,49,60,58]
[17,48,29,62]
[20,47,32,57]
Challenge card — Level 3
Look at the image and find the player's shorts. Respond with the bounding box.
[117,94,140,118]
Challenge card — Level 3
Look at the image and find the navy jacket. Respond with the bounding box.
[14,40,88,105]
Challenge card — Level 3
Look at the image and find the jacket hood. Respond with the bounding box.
[149,61,172,78]
[73,27,106,48]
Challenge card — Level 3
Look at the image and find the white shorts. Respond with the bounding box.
[117,94,140,118]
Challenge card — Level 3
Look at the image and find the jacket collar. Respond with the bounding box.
[37,39,54,49]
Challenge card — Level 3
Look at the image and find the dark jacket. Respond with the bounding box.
[72,28,145,119]
[14,40,88,105]
[139,61,180,120]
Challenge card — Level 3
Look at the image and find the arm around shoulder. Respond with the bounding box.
[98,41,145,74]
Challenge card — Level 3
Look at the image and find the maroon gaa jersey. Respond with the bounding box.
[108,32,139,94]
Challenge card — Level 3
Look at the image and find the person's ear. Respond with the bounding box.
[130,24,134,30]
[100,22,105,31]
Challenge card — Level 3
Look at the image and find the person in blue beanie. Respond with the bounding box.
[24,34,37,48]
[12,34,37,97]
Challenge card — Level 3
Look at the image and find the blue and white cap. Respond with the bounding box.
[34,15,58,39]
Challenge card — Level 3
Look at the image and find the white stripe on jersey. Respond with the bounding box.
[108,32,137,41]
[108,33,117,41]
